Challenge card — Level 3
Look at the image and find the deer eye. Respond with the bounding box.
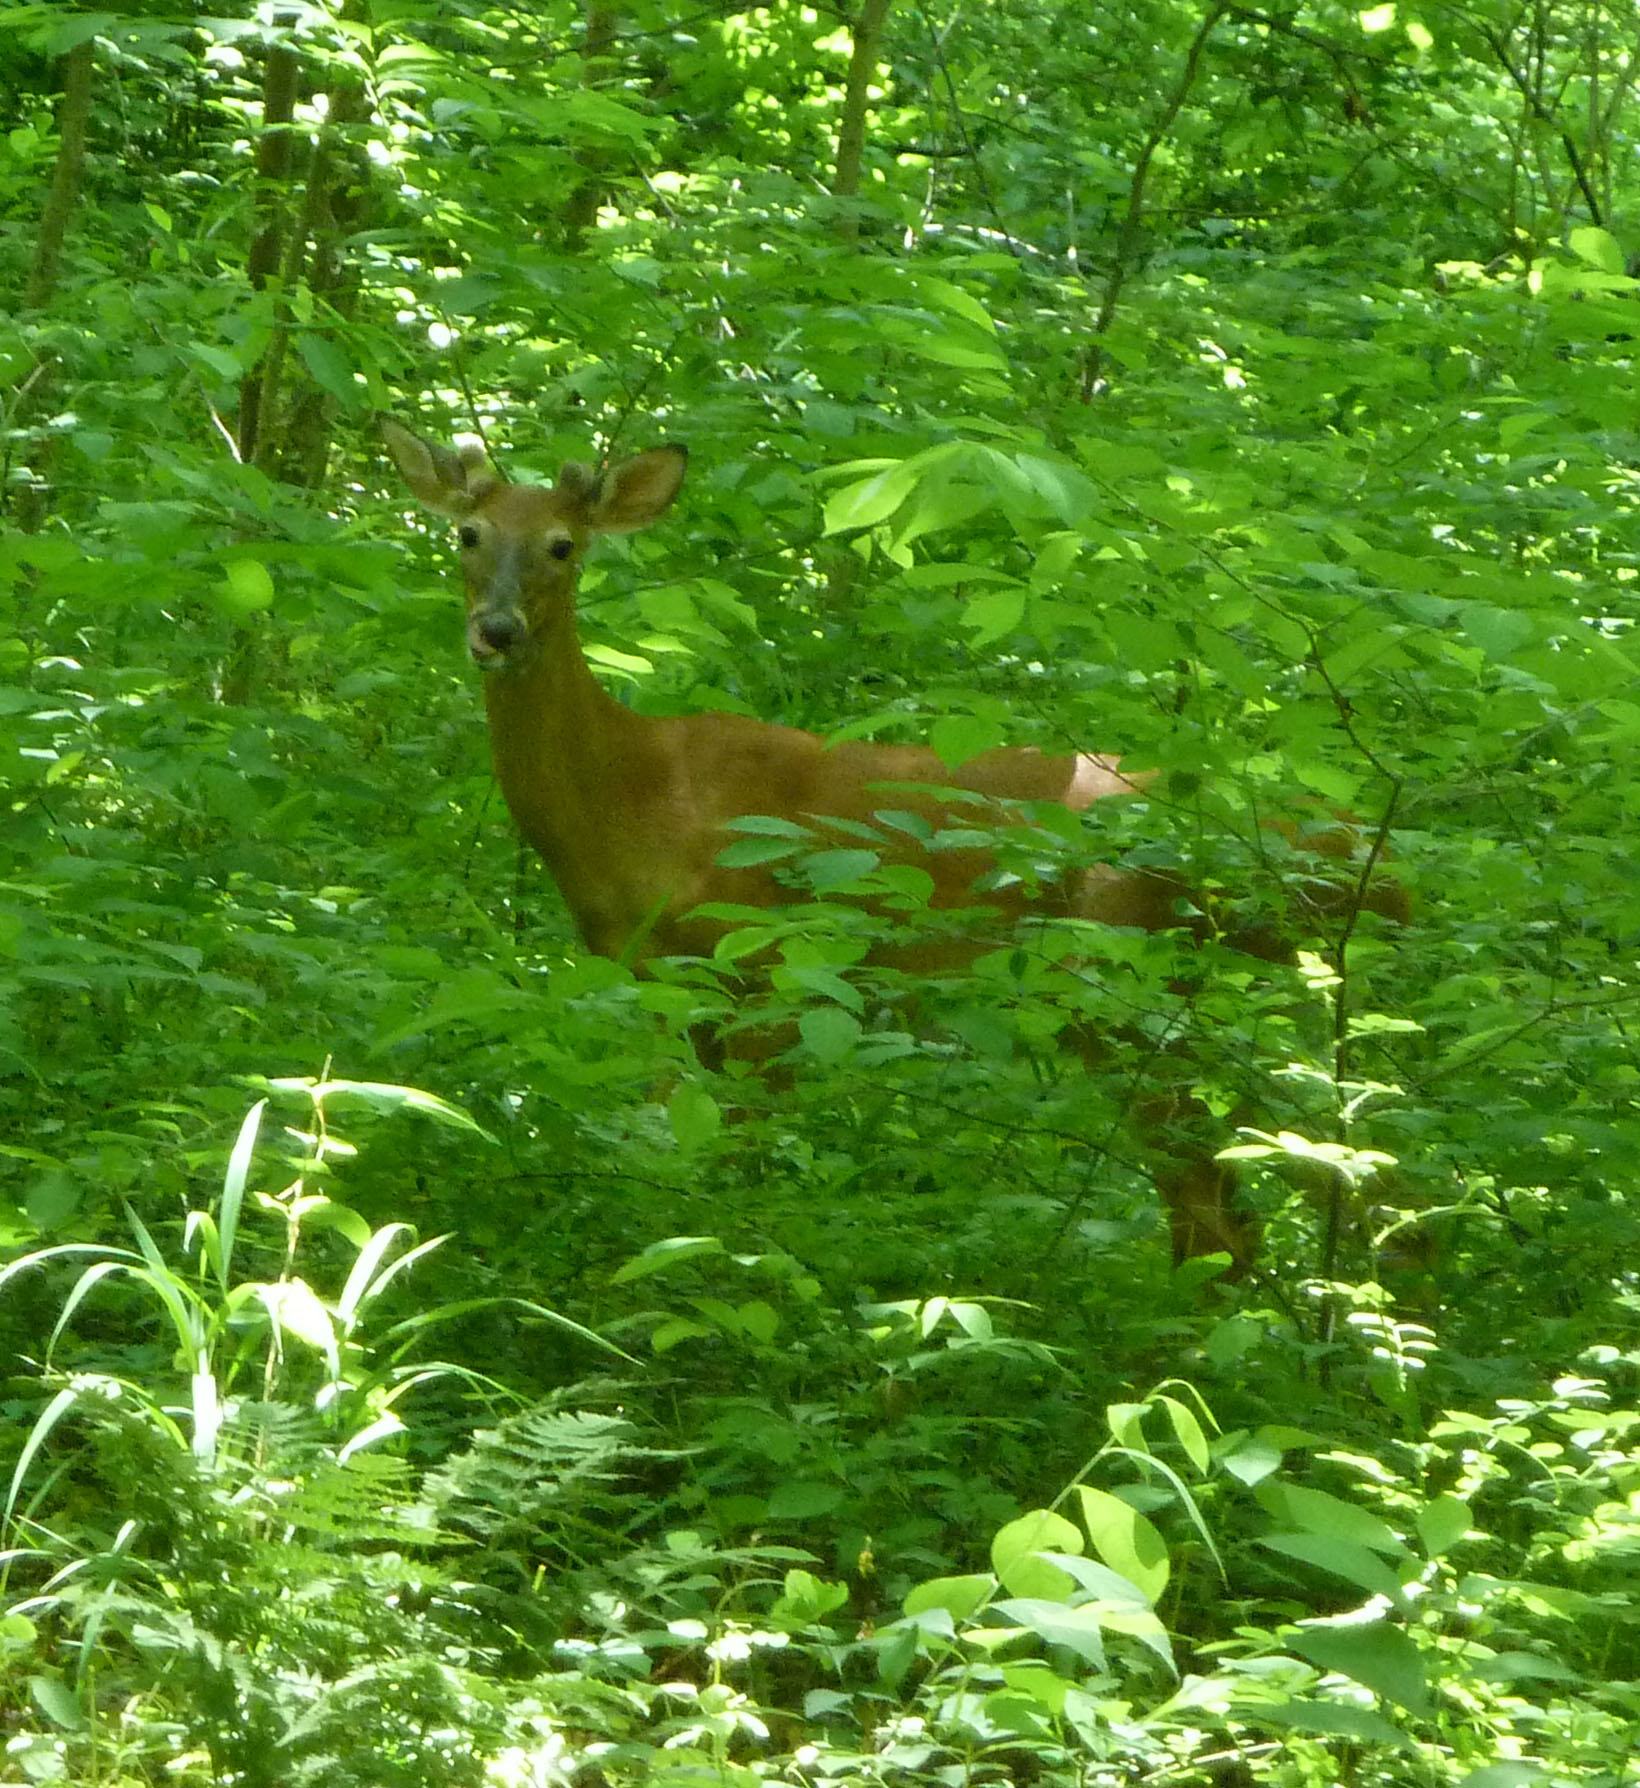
[457,524,481,549]
[548,537,574,561]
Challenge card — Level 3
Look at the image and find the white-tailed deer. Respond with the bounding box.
[383,419,1405,1273]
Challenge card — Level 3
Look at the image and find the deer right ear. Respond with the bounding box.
[381,418,495,516]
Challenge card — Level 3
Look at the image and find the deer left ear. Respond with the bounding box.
[591,445,688,535]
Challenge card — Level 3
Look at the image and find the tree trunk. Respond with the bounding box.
[237,20,303,465]
[832,0,893,237]
[563,1,621,250]
[25,36,95,310]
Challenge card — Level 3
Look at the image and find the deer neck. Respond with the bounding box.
[479,619,651,895]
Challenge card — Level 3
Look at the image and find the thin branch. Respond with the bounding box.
[1082,1,1227,398]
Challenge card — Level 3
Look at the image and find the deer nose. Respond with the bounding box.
[470,608,526,662]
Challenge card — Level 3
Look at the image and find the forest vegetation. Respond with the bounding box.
[3,0,1640,1783]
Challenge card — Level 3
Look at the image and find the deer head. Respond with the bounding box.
[381,419,688,669]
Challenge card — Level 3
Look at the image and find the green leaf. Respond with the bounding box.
[1074,1487,1169,1603]
[989,1598,1106,1668]
[1567,225,1626,274]
[1289,1621,1430,1713]
[767,1481,845,1518]
[1415,1492,1472,1558]
[962,588,1026,646]
[797,848,880,890]
[218,558,274,617]
[717,836,805,868]
[904,1573,996,1621]
[1259,1484,1411,1555]
[1459,602,1532,660]
[824,462,918,533]
[213,1099,264,1294]
[992,1509,1083,1599]
[296,333,358,406]
[612,1236,726,1284]
[930,714,1005,769]
[725,814,816,838]
[257,1278,337,1363]
[28,1675,86,1731]
[1265,1696,1412,1748]
[1260,1533,1408,1601]
[1158,1396,1210,1473]
[799,1005,861,1064]
[1015,454,1095,526]
[770,1568,850,1627]
[668,1082,722,1155]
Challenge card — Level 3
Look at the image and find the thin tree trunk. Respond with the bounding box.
[278,77,375,489]
[563,2,620,249]
[14,37,96,530]
[25,37,95,310]
[238,20,303,465]
[833,0,893,237]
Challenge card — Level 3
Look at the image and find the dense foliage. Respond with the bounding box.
[4,0,1640,1782]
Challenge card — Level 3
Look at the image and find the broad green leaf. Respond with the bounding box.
[824,463,918,534]
[1415,1493,1472,1558]
[1259,1484,1410,1556]
[962,588,1026,646]
[770,1569,850,1627]
[717,836,805,868]
[990,1598,1106,1668]
[257,1278,336,1358]
[1266,1696,1412,1748]
[1289,1621,1430,1713]
[668,1082,721,1155]
[1260,1532,1407,1601]
[296,332,358,406]
[1567,226,1625,274]
[799,1005,861,1064]
[904,1573,996,1621]
[797,848,880,890]
[930,714,1005,769]
[992,1509,1083,1599]
[219,558,274,617]
[1074,1487,1169,1603]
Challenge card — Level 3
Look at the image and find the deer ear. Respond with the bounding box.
[381,418,497,516]
[591,445,688,534]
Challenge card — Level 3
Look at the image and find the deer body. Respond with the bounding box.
[487,662,1160,963]
[384,418,1174,963]
[384,419,1400,1272]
